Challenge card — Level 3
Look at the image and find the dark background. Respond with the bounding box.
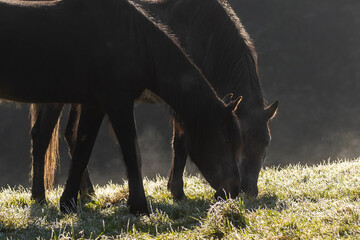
[1,0,360,188]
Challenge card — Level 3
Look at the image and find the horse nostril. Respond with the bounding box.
[232,186,240,198]
[214,186,240,200]
[214,190,226,201]
[247,183,259,197]
[241,182,259,197]
[250,187,258,197]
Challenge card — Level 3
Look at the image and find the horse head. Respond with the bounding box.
[181,96,243,199]
[235,99,278,196]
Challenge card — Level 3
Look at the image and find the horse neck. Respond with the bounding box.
[126,2,226,125]
[121,1,225,123]
[146,37,225,125]
[157,70,225,126]
[137,0,265,110]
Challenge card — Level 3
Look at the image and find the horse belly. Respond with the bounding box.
[0,68,90,104]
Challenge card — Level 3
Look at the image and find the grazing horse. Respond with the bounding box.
[0,0,242,214]
[140,0,278,198]
[30,0,277,201]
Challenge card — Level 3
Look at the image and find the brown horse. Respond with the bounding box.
[139,0,278,198]
[0,0,242,214]
[30,0,277,202]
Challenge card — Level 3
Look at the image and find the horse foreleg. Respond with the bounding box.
[31,104,64,203]
[106,97,148,215]
[64,104,95,199]
[168,120,188,200]
[60,105,104,213]
[78,167,94,199]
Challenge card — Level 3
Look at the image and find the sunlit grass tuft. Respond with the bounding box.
[1,159,360,239]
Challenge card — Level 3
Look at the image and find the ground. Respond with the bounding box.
[1,159,360,239]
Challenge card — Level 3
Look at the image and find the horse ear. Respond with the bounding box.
[226,96,243,113]
[222,93,234,104]
[265,100,279,121]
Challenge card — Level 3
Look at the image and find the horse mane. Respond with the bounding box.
[217,0,258,67]
[136,0,265,109]
[128,0,200,70]
[187,0,264,107]
[0,0,61,7]
[217,0,265,105]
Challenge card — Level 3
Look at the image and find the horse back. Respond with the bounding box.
[0,1,97,102]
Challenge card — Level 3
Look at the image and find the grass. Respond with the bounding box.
[1,159,360,239]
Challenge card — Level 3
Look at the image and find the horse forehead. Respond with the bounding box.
[240,114,270,138]
[240,112,265,127]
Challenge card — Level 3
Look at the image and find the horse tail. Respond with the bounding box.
[29,104,40,185]
[44,116,60,190]
[30,104,60,191]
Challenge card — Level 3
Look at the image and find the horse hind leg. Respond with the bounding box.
[64,104,81,149]
[64,104,95,200]
[30,104,64,203]
[60,105,104,213]
[168,119,188,200]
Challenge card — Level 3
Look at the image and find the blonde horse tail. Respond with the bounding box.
[44,116,60,190]
[30,104,61,191]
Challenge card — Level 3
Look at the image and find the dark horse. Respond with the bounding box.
[0,0,243,214]
[141,0,278,198]
[30,0,278,202]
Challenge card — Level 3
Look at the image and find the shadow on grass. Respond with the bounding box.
[2,192,250,238]
[0,200,63,239]
[241,193,286,212]
[81,196,212,236]
[29,200,60,217]
[0,195,212,238]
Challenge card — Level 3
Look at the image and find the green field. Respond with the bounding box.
[1,159,360,239]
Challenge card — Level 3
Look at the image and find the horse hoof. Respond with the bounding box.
[172,191,186,201]
[168,180,186,201]
[240,184,259,197]
[129,204,149,216]
[128,197,149,215]
[79,193,93,202]
[79,188,95,202]
[60,196,78,214]
[31,194,46,204]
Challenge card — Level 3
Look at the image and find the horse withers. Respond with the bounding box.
[0,0,243,214]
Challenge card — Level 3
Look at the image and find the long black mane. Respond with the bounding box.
[135,0,265,109]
